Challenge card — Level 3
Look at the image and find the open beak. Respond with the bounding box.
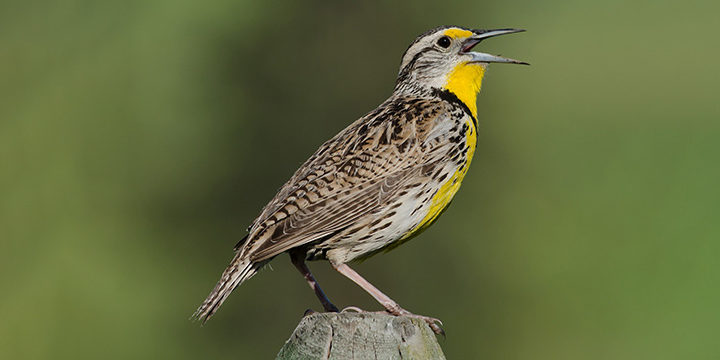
[462,28,528,65]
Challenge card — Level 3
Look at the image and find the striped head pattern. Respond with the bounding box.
[395,26,527,116]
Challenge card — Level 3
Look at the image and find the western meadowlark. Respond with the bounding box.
[193,26,526,334]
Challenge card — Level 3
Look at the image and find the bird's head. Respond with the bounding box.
[395,26,527,116]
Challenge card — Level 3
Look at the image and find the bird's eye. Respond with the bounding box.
[437,36,451,48]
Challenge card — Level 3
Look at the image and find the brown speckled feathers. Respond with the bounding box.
[244,95,468,262]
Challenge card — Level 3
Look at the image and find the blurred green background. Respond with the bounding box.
[2,0,718,358]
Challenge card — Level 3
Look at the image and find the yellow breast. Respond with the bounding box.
[410,121,477,234]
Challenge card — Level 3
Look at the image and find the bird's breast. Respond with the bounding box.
[408,117,477,235]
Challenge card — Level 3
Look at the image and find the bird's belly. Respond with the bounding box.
[322,185,440,263]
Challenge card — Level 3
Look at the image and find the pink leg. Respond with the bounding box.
[331,263,444,335]
[290,253,339,313]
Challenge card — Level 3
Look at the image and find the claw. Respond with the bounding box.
[303,308,316,317]
[428,320,446,337]
[341,306,365,313]
[411,315,445,336]
[384,308,445,336]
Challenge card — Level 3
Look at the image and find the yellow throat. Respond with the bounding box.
[443,62,486,118]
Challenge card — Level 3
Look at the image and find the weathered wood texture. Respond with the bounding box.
[276,312,445,359]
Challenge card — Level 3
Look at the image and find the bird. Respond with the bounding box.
[193,25,527,335]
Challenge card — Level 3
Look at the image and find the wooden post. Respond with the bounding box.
[276,312,446,359]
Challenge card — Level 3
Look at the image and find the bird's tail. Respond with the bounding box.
[192,252,261,323]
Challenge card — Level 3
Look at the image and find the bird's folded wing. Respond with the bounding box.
[239,97,453,262]
[248,165,423,261]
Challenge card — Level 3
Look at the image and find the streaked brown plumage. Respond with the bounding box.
[193,26,526,334]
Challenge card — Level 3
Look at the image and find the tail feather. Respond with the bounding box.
[192,253,260,323]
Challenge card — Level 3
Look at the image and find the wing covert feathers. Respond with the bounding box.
[241,96,451,261]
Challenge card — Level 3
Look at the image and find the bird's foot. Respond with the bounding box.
[386,306,445,336]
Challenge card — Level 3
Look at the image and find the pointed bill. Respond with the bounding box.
[472,28,526,40]
[462,28,528,65]
[469,52,529,65]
